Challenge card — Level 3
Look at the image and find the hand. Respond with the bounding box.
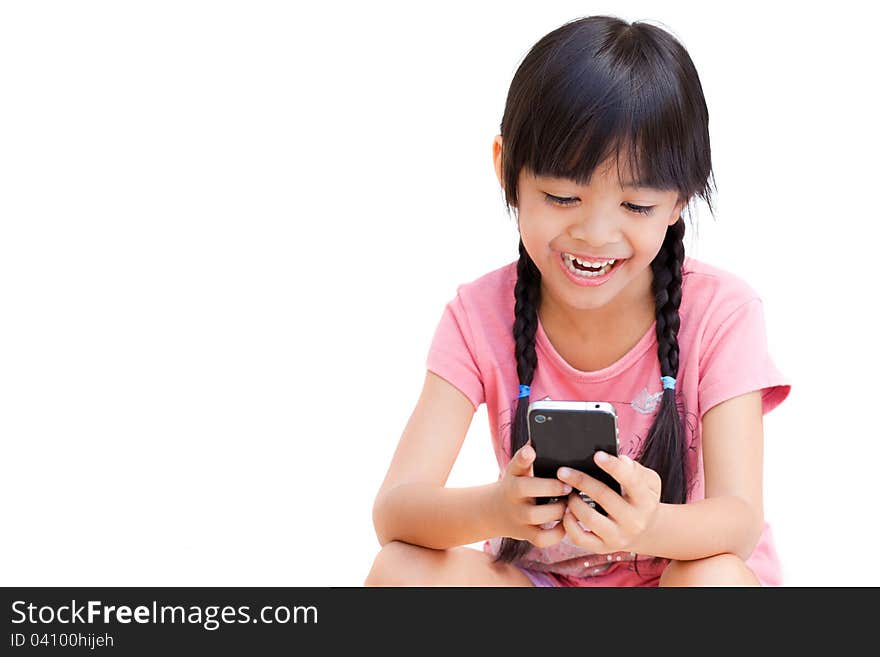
[556,452,662,554]
[491,443,572,548]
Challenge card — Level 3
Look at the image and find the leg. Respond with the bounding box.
[659,553,761,587]
[364,541,536,587]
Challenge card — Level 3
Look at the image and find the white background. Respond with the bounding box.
[1,1,877,587]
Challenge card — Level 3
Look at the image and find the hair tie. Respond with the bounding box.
[518,384,531,398]
[660,376,676,390]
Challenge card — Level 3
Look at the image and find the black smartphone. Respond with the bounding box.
[528,400,621,515]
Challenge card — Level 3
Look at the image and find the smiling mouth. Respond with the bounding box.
[561,253,627,277]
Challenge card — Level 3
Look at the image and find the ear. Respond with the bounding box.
[492,134,504,190]
[668,198,688,226]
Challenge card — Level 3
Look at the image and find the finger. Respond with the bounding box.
[506,443,535,478]
[567,491,616,542]
[530,521,567,549]
[593,452,655,505]
[520,476,573,499]
[561,506,604,552]
[556,466,627,520]
[525,500,567,527]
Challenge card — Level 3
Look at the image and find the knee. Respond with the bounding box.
[363,541,440,587]
[659,553,759,587]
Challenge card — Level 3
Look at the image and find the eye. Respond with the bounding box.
[544,193,578,207]
[543,194,654,215]
[623,202,654,215]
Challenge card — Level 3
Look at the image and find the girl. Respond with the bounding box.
[366,15,791,587]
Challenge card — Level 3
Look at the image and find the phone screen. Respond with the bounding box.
[528,406,621,513]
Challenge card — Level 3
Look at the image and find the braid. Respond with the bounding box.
[493,240,541,563]
[512,240,541,395]
[641,216,688,505]
[633,216,689,575]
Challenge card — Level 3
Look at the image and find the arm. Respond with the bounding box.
[635,390,765,561]
[634,496,762,561]
[373,481,501,549]
[371,370,495,549]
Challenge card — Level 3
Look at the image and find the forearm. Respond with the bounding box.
[372,482,501,549]
[635,496,763,562]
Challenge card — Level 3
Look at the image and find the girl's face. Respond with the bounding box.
[492,135,686,326]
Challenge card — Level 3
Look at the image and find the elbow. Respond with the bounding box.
[371,488,393,547]
[736,498,764,561]
[747,502,765,556]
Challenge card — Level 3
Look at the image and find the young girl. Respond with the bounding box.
[366,15,791,587]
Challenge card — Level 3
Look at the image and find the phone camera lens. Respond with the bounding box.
[535,415,546,423]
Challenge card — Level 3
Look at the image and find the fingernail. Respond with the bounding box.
[562,484,572,494]
[595,451,609,462]
[558,467,572,478]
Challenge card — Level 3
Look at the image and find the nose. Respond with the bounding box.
[566,207,622,248]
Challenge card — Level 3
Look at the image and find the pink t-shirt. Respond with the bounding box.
[425,255,792,585]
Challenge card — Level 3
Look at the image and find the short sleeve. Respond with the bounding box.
[698,298,791,420]
[425,293,485,411]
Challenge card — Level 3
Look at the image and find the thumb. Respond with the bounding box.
[508,443,535,476]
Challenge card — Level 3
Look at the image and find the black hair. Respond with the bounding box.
[491,15,716,574]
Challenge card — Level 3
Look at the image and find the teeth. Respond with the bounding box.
[564,253,616,268]
[563,253,617,278]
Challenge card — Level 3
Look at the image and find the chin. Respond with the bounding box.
[564,293,618,310]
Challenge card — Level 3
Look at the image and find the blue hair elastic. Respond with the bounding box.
[660,376,676,390]
[518,384,531,398]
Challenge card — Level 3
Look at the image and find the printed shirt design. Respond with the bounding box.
[630,386,663,414]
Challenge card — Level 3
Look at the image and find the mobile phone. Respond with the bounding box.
[528,400,621,515]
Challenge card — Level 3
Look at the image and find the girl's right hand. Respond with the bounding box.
[492,443,571,548]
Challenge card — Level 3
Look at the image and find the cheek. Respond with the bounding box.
[518,233,551,272]
[628,226,669,259]
[518,216,554,250]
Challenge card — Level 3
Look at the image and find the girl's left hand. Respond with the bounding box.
[556,452,662,554]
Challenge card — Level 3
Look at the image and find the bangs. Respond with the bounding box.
[519,81,686,196]
[528,132,680,194]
